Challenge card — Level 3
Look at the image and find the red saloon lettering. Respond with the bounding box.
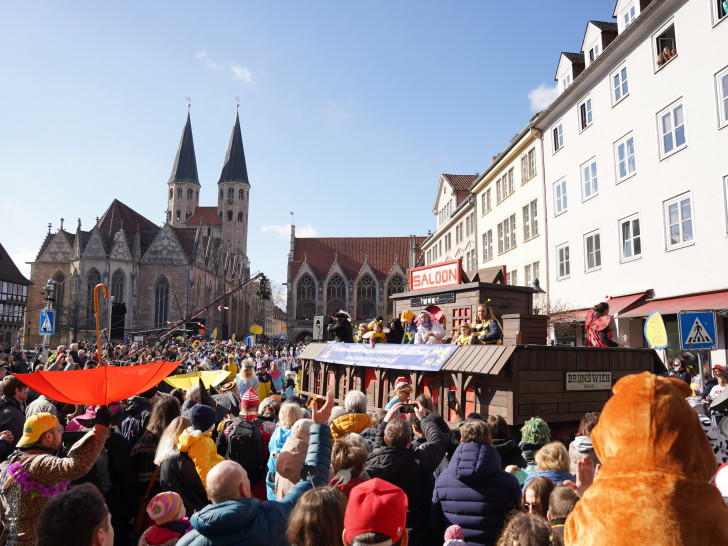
[410,260,462,292]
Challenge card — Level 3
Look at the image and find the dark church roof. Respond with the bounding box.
[168,112,200,185]
[0,242,31,286]
[290,237,426,280]
[218,112,250,185]
[97,199,159,249]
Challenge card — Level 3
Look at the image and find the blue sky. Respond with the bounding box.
[1,0,617,292]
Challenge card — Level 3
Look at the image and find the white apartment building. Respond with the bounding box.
[422,174,478,270]
[471,126,547,311]
[534,0,728,362]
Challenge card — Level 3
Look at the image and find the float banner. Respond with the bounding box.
[565,371,612,391]
[317,343,458,372]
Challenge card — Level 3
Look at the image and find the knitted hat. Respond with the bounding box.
[189,404,216,432]
[344,478,407,543]
[146,492,186,525]
[520,417,551,446]
[241,387,260,407]
[257,361,267,369]
[443,525,466,546]
[393,376,411,391]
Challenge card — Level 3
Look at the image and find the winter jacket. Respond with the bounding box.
[566,372,728,545]
[522,469,575,491]
[265,426,292,500]
[139,519,192,546]
[268,371,285,394]
[178,428,225,492]
[256,374,272,400]
[491,437,527,469]
[274,435,308,500]
[159,450,210,516]
[0,425,110,545]
[131,430,162,498]
[366,412,447,546]
[360,427,378,450]
[568,435,600,474]
[24,395,58,418]
[330,413,372,441]
[431,442,521,546]
[124,396,153,445]
[328,320,354,343]
[0,396,25,452]
[177,423,332,546]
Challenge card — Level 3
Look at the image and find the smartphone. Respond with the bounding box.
[448,391,456,401]
[400,403,416,413]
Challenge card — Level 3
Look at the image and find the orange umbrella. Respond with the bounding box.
[18,360,182,405]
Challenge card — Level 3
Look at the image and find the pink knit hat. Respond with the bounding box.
[240,387,260,407]
[443,524,466,545]
[146,492,185,525]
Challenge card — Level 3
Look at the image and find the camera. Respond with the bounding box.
[400,403,416,413]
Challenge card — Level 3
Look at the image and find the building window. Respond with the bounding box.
[111,270,125,304]
[713,0,728,25]
[496,169,514,203]
[506,270,518,286]
[522,200,538,241]
[621,3,636,30]
[664,192,694,249]
[560,72,572,93]
[185,211,191,219]
[612,65,629,104]
[557,244,570,279]
[176,210,181,221]
[620,214,642,262]
[525,261,540,287]
[581,158,599,201]
[239,189,244,200]
[654,22,678,69]
[658,99,687,158]
[465,249,477,271]
[553,179,568,215]
[325,274,346,316]
[177,188,182,199]
[552,123,564,153]
[482,230,493,262]
[153,277,169,328]
[296,274,315,320]
[579,98,593,131]
[226,210,233,221]
[187,189,193,199]
[237,212,243,222]
[219,189,223,199]
[529,148,536,179]
[615,133,637,182]
[584,231,601,272]
[497,215,516,254]
[356,275,376,320]
[169,189,173,199]
[481,190,492,214]
[724,176,728,233]
[588,43,600,62]
[53,273,65,319]
[386,275,405,318]
[228,188,234,199]
[717,66,728,128]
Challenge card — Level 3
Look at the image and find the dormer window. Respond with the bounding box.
[561,73,572,92]
[620,3,636,31]
[713,0,728,25]
[588,43,600,62]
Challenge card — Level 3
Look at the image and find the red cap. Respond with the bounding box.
[344,478,408,543]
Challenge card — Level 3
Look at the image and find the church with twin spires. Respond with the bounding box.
[24,110,252,347]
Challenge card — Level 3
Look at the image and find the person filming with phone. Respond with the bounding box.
[366,397,447,546]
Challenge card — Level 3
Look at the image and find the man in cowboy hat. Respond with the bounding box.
[328,310,354,343]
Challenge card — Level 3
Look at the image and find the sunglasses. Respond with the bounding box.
[524,503,539,510]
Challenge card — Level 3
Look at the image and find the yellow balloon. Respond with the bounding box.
[250,324,263,335]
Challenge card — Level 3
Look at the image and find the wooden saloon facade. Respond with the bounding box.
[296,259,663,425]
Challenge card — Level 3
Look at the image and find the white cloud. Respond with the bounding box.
[324,98,356,122]
[261,224,318,238]
[528,83,559,113]
[231,64,254,84]
[196,50,255,83]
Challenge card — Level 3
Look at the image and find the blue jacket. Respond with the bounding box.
[432,442,521,546]
[522,469,575,492]
[265,426,292,500]
[178,423,332,546]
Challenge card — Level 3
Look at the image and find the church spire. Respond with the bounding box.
[218,111,250,185]
[168,112,200,186]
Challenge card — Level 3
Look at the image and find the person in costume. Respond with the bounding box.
[472,304,503,345]
[414,310,445,344]
[369,320,387,347]
[328,310,355,343]
[386,318,404,344]
[454,322,475,346]
[385,376,413,411]
[236,359,259,395]
[268,359,285,394]
[257,361,273,399]
[222,354,238,383]
[355,323,371,343]
[584,302,619,347]
[177,405,225,492]
[400,310,418,344]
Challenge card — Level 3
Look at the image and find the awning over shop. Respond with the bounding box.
[619,290,728,318]
[552,291,651,322]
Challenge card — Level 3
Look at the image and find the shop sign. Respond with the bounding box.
[409,260,461,291]
[565,371,612,391]
[410,292,455,307]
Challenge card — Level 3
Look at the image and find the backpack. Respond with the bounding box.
[121,415,144,448]
[225,418,264,484]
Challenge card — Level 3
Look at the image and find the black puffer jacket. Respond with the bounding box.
[491,437,527,469]
[159,449,210,515]
[327,320,354,343]
[366,413,447,546]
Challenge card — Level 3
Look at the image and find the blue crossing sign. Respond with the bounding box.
[678,311,716,350]
[39,310,55,336]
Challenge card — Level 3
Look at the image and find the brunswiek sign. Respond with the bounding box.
[565,371,612,391]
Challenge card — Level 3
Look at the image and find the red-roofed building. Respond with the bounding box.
[286,226,426,342]
[24,111,252,347]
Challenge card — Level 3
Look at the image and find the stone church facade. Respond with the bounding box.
[24,111,252,347]
[286,226,426,343]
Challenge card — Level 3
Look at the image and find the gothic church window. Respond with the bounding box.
[296,274,315,320]
[386,275,405,318]
[356,275,376,320]
[177,189,182,199]
[169,189,173,199]
[111,270,125,304]
[86,269,101,325]
[239,189,244,200]
[237,212,243,222]
[176,210,181,221]
[154,277,169,329]
[228,188,234,200]
[326,274,346,316]
[227,210,233,221]
[187,189,193,199]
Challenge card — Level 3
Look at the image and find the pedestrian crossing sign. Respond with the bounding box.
[39,310,55,335]
[678,311,716,350]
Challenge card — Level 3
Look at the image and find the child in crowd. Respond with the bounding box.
[139,491,192,546]
[177,404,225,491]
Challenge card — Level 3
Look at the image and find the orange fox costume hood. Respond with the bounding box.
[565,372,728,545]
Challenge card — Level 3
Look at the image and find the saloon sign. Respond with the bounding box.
[410,259,462,292]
